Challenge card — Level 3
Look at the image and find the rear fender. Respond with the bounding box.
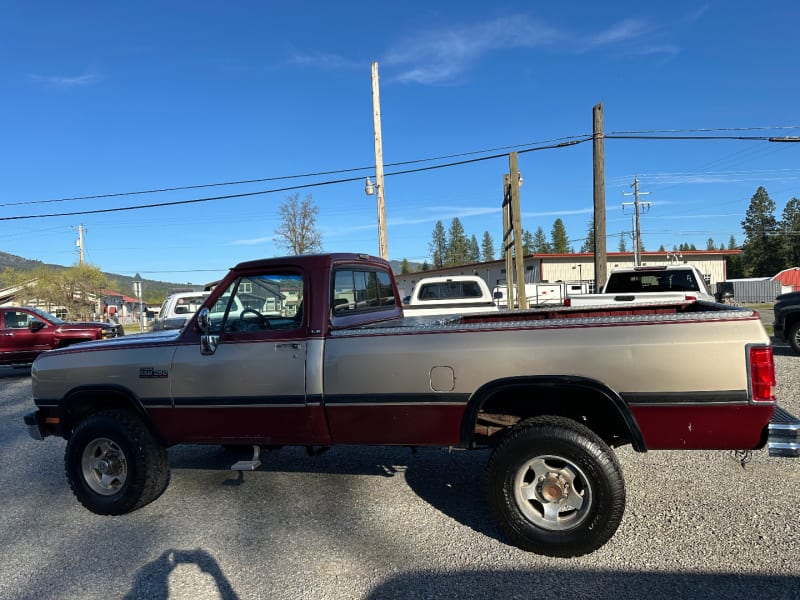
[461,375,646,451]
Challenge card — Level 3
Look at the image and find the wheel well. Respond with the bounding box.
[61,388,154,440]
[463,377,644,452]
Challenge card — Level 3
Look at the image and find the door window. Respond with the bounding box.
[208,273,304,334]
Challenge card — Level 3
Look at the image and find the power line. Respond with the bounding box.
[0,133,593,209]
[0,138,592,222]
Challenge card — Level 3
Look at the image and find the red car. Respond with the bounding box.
[0,306,122,366]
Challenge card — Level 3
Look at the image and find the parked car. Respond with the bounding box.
[0,306,122,366]
[773,291,800,354]
[151,292,210,331]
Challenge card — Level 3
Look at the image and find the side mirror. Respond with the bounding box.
[29,320,45,332]
[197,308,219,355]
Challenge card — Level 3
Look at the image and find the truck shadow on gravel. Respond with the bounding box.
[366,568,800,600]
[167,444,503,543]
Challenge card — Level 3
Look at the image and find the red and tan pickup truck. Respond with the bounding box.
[24,253,799,557]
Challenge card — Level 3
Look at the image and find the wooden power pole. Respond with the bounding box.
[502,152,526,310]
[593,103,607,292]
[371,61,389,260]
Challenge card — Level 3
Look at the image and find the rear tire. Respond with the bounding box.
[65,409,170,515]
[486,416,625,557]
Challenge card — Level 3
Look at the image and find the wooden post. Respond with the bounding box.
[509,152,526,309]
[593,103,607,292]
[371,62,389,260]
[503,174,514,309]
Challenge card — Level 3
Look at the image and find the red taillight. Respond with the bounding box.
[563,298,572,307]
[749,346,776,403]
[685,295,697,301]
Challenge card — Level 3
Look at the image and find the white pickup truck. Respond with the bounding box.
[403,275,499,316]
[565,265,716,307]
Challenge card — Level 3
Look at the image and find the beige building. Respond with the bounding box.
[394,250,740,299]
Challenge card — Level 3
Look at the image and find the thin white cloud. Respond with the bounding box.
[231,236,273,246]
[29,72,99,88]
[384,15,561,84]
[585,18,649,49]
[289,12,692,85]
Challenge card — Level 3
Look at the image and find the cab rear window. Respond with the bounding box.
[332,268,395,315]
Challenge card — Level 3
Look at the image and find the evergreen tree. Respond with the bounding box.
[480,231,495,262]
[580,219,595,253]
[781,197,800,266]
[658,244,666,252]
[445,217,468,266]
[550,219,570,254]
[429,221,447,269]
[522,230,534,255]
[467,234,481,263]
[725,235,744,278]
[532,227,551,253]
[618,232,628,253]
[420,262,430,272]
[741,186,785,276]
[400,258,411,274]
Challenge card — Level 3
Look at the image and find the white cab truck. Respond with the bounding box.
[151,291,210,331]
[493,283,567,308]
[565,265,715,307]
[403,275,499,316]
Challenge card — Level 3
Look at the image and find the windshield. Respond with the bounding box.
[27,306,64,324]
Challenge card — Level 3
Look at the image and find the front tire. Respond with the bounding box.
[486,416,625,557]
[65,409,170,515]
[788,321,800,354]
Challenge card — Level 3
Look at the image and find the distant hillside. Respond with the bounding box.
[1,251,425,302]
[0,251,198,303]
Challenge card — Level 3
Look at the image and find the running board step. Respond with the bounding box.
[231,445,262,470]
[768,406,800,458]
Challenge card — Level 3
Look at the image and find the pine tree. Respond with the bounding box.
[467,234,481,263]
[781,197,800,266]
[445,218,468,266]
[580,220,595,253]
[522,230,535,255]
[532,227,550,253]
[429,221,447,269]
[400,259,411,274]
[618,232,628,253]
[550,219,570,254]
[741,186,785,276]
[480,231,495,262]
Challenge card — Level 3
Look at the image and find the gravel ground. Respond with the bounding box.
[0,347,798,600]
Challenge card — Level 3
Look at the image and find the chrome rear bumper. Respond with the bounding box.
[768,406,800,458]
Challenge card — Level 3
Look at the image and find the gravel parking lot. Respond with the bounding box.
[1,347,798,600]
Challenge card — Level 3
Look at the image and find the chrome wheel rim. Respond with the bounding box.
[81,437,127,496]
[513,454,592,531]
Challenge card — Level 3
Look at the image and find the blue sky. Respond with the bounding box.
[1,1,798,285]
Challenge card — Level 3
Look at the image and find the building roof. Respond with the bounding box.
[772,267,800,288]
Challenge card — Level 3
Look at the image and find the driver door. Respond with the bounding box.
[168,270,311,444]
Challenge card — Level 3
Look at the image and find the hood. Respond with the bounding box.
[43,328,182,355]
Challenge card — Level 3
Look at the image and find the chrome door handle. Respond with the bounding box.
[276,343,302,350]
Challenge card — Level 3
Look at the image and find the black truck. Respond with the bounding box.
[773,292,800,354]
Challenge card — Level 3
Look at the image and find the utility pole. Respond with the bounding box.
[592,103,607,292]
[502,153,526,310]
[622,176,651,266]
[370,61,389,260]
[75,224,86,265]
